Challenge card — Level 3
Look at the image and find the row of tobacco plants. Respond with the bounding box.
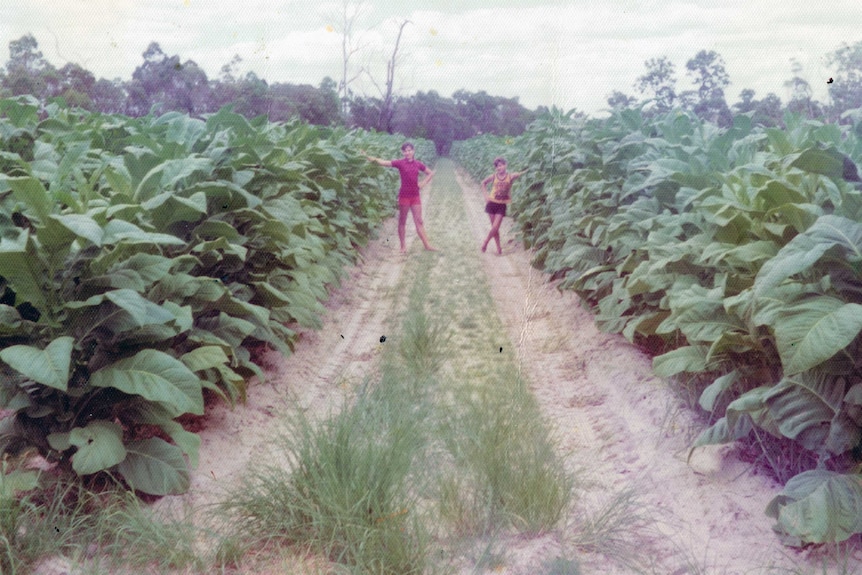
[453,106,862,546]
[0,95,435,497]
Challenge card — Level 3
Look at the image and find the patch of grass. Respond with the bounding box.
[397,309,453,378]
[87,494,205,573]
[570,488,657,572]
[2,472,208,575]
[218,370,433,575]
[437,385,572,536]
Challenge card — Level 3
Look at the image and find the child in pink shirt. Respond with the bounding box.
[364,142,437,253]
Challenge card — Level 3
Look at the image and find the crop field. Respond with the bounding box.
[453,107,862,549]
[3,95,862,574]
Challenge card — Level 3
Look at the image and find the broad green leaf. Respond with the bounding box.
[756,215,862,294]
[141,191,207,228]
[727,385,780,435]
[47,213,104,246]
[748,283,808,327]
[0,304,22,335]
[0,336,74,390]
[652,345,709,377]
[763,203,821,234]
[89,349,204,416]
[774,297,862,375]
[667,301,747,344]
[699,370,740,412]
[191,220,243,241]
[4,175,52,222]
[186,180,262,211]
[115,254,175,285]
[0,467,39,498]
[763,373,845,452]
[164,114,207,148]
[69,421,126,475]
[788,147,845,180]
[84,254,174,291]
[180,346,230,373]
[101,219,186,246]
[134,157,213,202]
[755,180,808,209]
[766,470,862,545]
[117,438,190,495]
[196,313,257,350]
[0,229,48,314]
[162,301,193,333]
[124,401,200,468]
[690,416,751,452]
[47,431,71,451]
[103,166,133,197]
[692,385,777,452]
[67,289,176,332]
[150,273,228,303]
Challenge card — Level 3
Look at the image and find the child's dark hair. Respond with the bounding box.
[493,157,507,166]
[401,141,414,151]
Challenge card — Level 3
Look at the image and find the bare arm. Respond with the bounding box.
[419,167,434,189]
[511,168,528,180]
[362,152,393,167]
[480,175,494,199]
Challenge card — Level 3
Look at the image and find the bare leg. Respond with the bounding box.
[410,204,437,251]
[481,213,493,252]
[397,205,410,253]
[482,213,504,254]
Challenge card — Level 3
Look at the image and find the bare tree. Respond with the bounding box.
[329,0,368,117]
[364,19,410,132]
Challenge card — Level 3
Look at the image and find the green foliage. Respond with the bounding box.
[453,105,862,545]
[0,96,435,495]
[766,470,862,546]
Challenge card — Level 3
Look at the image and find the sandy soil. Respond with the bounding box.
[172,162,857,574]
[453,167,815,574]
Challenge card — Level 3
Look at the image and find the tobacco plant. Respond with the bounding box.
[0,95,435,495]
[453,105,862,545]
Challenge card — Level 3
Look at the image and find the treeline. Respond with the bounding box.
[614,46,862,129]
[0,35,536,154]
[4,34,862,154]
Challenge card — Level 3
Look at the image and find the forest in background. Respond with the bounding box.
[2,33,862,153]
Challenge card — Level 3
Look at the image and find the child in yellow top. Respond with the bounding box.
[480,157,527,254]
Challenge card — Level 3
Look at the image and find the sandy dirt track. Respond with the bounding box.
[177,159,850,574]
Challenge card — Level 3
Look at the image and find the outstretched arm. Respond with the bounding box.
[511,168,529,180]
[362,152,393,167]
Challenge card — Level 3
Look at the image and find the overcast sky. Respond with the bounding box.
[3,0,861,117]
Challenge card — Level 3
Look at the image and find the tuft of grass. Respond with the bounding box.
[2,472,208,575]
[397,308,453,378]
[570,488,657,572]
[218,372,433,575]
[87,494,204,573]
[437,385,572,535]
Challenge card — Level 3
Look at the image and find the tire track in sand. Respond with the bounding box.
[453,163,805,574]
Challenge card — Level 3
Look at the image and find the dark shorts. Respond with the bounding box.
[485,202,507,216]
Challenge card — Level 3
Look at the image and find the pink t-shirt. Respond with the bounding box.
[390,159,427,198]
